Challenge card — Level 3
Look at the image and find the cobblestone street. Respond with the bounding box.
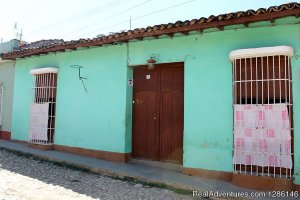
[0,149,193,200]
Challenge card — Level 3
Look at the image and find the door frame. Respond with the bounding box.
[131,62,184,163]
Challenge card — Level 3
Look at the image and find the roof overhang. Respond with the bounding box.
[2,2,300,60]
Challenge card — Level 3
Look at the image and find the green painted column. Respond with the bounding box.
[291,53,300,185]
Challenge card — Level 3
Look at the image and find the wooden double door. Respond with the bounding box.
[132,62,184,163]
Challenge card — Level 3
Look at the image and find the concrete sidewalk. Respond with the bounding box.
[0,139,256,198]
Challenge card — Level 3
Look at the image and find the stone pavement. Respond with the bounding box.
[0,149,191,200]
[0,140,265,200]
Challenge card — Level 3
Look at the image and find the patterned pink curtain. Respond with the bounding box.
[29,103,49,141]
[233,104,292,169]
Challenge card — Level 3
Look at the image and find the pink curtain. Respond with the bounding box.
[29,103,49,141]
[233,104,292,169]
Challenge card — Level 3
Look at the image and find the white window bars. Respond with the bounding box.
[230,46,294,179]
[29,68,58,144]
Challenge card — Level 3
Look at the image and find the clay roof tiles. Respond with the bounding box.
[2,2,300,60]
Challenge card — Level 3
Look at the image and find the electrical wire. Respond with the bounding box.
[78,0,198,38]
[26,0,134,38]
[67,0,151,37]
[72,0,135,18]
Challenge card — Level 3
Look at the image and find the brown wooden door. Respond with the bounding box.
[132,63,184,163]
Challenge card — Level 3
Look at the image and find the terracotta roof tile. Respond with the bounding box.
[2,2,300,60]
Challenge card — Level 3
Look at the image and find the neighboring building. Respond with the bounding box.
[0,39,20,54]
[0,60,15,140]
[18,39,64,49]
[0,40,19,140]
[2,2,300,191]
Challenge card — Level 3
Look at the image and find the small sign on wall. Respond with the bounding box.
[128,78,133,87]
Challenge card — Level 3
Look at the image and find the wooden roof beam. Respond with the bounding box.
[134,37,144,41]
[167,33,174,37]
[243,22,249,27]
[217,26,224,31]
[270,18,275,24]
[179,31,189,35]
[194,29,204,34]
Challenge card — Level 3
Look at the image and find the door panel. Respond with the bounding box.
[160,67,184,163]
[170,91,184,162]
[132,91,157,160]
[161,91,173,161]
[132,67,158,160]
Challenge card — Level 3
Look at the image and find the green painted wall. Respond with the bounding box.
[0,60,15,132]
[125,65,133,153]
[11,17,300,183]
[292,54,300,185]
[128,19,300,174]
[12,45,129,152]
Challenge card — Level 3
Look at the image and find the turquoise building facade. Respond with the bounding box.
[3,3,300,190]
[0,39,19,140]
[0,60,15,140]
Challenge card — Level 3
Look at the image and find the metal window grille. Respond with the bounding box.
[232,55,293,179]
[29,73,57,144]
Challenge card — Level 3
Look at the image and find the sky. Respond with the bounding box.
[0,0,296,43]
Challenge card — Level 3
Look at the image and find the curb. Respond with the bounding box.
[0,146,194,196]
[0,146,250,200]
